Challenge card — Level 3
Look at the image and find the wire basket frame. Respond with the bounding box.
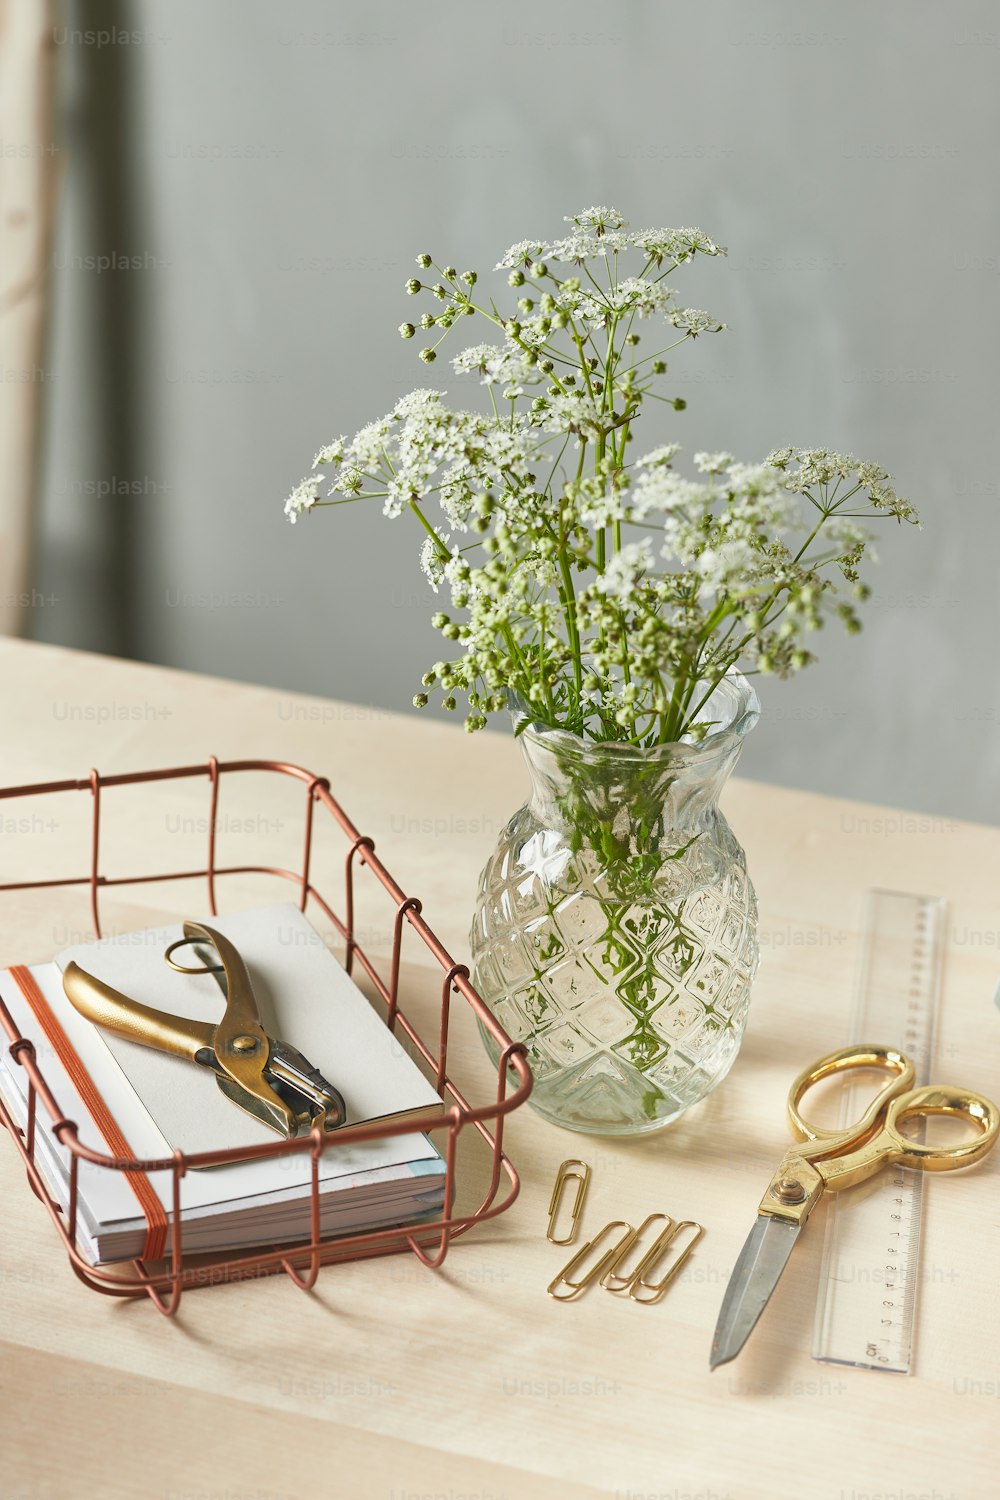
[0,756,531,1313]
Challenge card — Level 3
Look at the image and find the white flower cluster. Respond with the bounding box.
[496,210,727,272]
[285,209,918,742]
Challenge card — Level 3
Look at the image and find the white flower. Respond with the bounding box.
[452,343,537,388]
[546,230,631,264]
[565,206,628,232]
[607,277,678,317]
[856,460,889,487]
[571,475,626,528]
[786,448,858,487]
[632,227,726,265]
[284,475,322,523]
[667,307,727,335]
[537,389,604,437]
[394,388,446,419]
[827,516,872,553]
[348,417,394,471]
[495,239,546,270]
[594,539,653,600]
[419,535,446,590]
[694,451,734,475]
[635,443,682,468]
[313,437,347,468]
[632,468,710,520]
[695,540,757,599]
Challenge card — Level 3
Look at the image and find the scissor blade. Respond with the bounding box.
[710,1215,801,1369]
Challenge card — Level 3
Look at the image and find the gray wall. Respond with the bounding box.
[32,0,1000,822]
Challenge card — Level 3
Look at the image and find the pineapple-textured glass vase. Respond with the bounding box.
[470,674,760,1135]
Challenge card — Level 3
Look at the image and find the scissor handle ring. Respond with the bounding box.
[882,1085,1000,1170]
[163,936,224,975]
[787,1044,915,1144]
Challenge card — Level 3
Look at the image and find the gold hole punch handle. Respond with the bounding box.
[164,936,224,975]
[62,961,216,1062]
[787,1044,916,1147]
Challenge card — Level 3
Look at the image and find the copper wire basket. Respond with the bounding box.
[0,756,531,1312]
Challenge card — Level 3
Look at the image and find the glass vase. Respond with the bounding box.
[470,673,760,1135]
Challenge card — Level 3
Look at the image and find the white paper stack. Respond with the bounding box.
[0,903,446,1264]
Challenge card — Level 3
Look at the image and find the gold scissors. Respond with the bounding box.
[62,919,347,1140]
[710,1044,999,1368]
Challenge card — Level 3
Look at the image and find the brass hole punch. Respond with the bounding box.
[62,919,348,1141]
[627,1220,705,1305]
[547,1220,636,1301]
[546,1158,592,1245]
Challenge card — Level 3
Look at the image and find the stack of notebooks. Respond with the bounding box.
[0,903,447,1265]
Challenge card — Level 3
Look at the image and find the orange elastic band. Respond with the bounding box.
[9,964,167,1261]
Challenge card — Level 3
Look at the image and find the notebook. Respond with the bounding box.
[0,904,447,1264]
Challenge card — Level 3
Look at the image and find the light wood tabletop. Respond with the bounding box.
[1,637,997,1500]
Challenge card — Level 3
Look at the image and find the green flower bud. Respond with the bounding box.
[442,696,456,711]
[405,278,421,295]
[626,333,640,346]
[412,693,428,708]
[416,253,433,269]
[419,347,437,363]
[672,397,687,411]
[431,612,449,629]
[529,262,547,278]
[508,269,525,287]
[419,313,434,329]
[432,284,447,300]
[652,360,667,374]
[461,270,477,285]
[517,298,534,314]
[444,266,457,280]
[399,322,416,339]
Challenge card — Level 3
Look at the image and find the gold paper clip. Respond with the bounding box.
[628,1220,704,1305]
[546,1158,592,1245]
[548,1220,635,1301]
[601,1213,674,1292]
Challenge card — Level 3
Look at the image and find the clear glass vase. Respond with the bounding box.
[470,674,760,1135]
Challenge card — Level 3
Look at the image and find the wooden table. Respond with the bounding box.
[1,638,996,1500]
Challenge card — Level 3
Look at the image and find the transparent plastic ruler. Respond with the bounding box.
[811,889,945,1374]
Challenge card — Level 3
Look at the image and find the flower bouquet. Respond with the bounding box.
[286,207,916,1134]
